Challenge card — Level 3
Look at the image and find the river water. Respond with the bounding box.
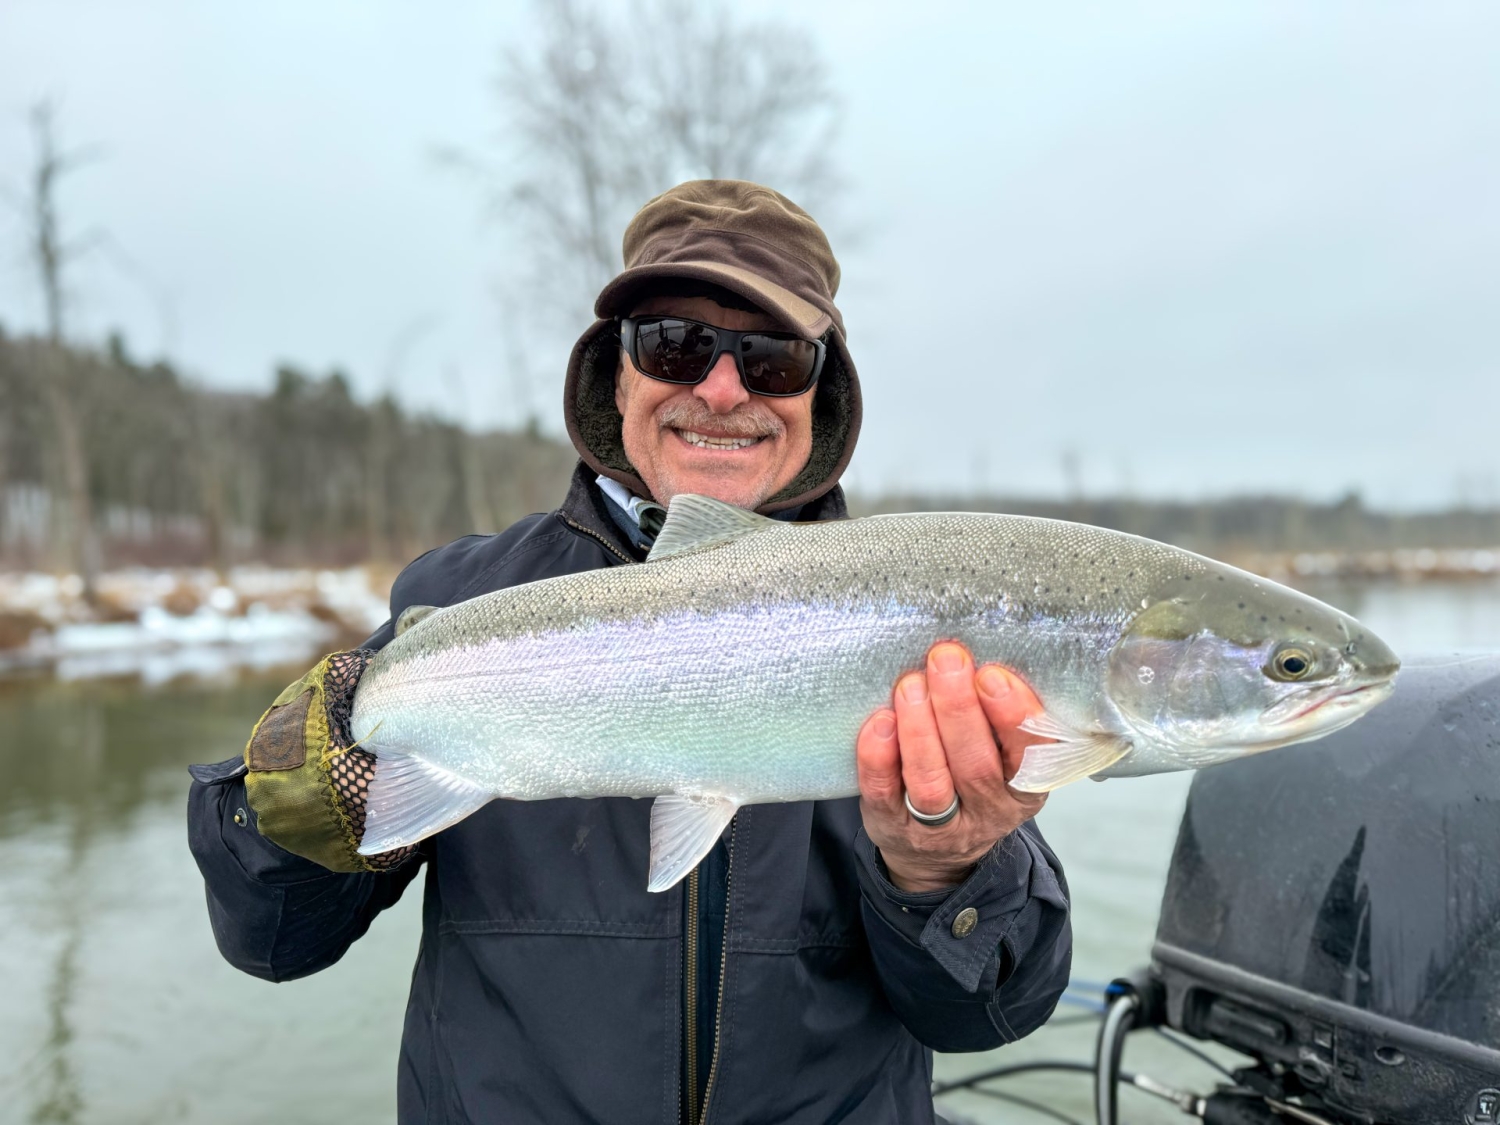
[2,579,1497,1124]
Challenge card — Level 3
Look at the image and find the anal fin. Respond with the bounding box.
[647,794,739,893]
[1010,713,1132,793]
[359,751,494,854]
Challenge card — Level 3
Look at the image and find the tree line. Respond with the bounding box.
[852,489,1500,558]
[0,327,577,575]
[4,322,1497,582]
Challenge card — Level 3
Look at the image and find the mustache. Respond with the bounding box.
[656,399,784,439]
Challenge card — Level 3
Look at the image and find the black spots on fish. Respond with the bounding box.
[1183,575,1192,581]
[1237,603,1246,610]
[1217,575,1225,582]
[1260,615,1268,623]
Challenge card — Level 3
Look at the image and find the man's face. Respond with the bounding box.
[615,295,816,510]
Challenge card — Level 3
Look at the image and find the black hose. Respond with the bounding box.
[1151,1026,1236,1080]
[1045,1012,1110,1029]
[932,1059,1139,1096]
[1094,992,1138,1125]
[965,1085,1090,1125]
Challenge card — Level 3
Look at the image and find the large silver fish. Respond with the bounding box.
[352,495,1399,891]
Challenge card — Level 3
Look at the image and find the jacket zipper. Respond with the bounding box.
[559,514,635,565]
[566,509,723,1119]
[684,867,701,1125]
[696,819,737,1125]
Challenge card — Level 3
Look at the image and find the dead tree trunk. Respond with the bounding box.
[459,428,496,535]
[26,103,101,602]
[365,398,394,564]
[38,346,99,589]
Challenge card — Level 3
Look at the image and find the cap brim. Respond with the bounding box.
[595,261,832,339]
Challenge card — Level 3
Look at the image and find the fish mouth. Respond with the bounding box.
[1263,678,1397,731]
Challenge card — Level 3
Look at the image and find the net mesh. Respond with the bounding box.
[326,649,417,871]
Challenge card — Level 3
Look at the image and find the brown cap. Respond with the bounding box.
[596,179,844,337]
[563,180,861,514]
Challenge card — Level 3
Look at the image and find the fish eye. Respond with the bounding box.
[1269,646,1315,681]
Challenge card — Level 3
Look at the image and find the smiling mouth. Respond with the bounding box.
[671,428,768,451]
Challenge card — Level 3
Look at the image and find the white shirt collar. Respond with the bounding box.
[596,474,662,528]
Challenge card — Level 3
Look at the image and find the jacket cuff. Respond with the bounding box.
[856,827,1052,994]
[192,755,351,885]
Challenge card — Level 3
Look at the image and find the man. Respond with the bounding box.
[188,180,1071,1124]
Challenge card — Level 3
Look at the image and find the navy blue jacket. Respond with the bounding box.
[187,466,1072,1124]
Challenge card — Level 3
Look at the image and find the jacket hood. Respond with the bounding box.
[562,179,861,515]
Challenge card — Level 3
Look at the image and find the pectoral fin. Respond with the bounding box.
[1010,713,1132,792]
[361,750,494,853]
[647,794,739,892]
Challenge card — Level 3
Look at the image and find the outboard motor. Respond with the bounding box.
[1147,652,1500,1123]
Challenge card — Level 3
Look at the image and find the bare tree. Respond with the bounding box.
[14,103,103,599]
[366,315,438,562]
[478,0,844,324]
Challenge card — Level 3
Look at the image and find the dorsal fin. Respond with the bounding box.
[646,494,777,562]
[395,604,442,637]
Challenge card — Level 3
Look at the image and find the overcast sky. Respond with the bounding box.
[2,1,1496,507]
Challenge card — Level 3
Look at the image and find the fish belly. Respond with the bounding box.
[353,602,947,804]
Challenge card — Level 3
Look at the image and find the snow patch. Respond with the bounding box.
[0,566,392,682]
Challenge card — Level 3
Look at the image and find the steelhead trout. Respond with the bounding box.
[352,495,1399,890]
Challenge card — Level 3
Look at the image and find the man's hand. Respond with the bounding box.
[856,642,1050,893]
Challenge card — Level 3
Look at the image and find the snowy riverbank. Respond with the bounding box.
[0,567,390,683]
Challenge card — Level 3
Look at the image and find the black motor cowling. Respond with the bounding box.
[1151,652,1500,1123]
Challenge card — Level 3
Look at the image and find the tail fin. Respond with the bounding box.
[358,751,494,855]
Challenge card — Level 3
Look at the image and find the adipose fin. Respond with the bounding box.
[646,793,739,892]
[394,604,443,637]
[1010,713,1132,792]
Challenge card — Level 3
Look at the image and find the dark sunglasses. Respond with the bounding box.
[620,316,825,398]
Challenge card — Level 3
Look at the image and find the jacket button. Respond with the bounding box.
[951,907,978,938]
[233,807,248,827]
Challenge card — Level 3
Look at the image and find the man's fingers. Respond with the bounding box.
[856,709,903,814]
[976,664,1049,780]
[926,643,1007,795]
[892,671,956,817]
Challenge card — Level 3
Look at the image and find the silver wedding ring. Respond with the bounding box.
[904,791,960,827]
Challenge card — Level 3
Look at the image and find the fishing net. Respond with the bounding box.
[325,649,417,872]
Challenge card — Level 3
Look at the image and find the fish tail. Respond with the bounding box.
[358,748,494,855]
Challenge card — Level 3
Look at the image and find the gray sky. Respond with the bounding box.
[2,1,1496,508]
